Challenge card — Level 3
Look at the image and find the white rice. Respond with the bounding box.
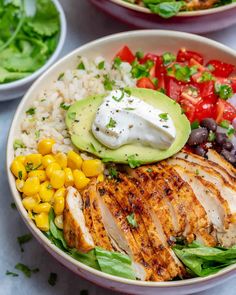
[14,56,136,156]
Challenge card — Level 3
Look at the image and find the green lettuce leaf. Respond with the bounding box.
[148,1,184,18]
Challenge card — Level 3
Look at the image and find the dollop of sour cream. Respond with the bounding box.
[92,90,176,150]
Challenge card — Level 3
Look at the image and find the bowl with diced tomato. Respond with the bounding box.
[7,30,236,295]
[90,0,236,34]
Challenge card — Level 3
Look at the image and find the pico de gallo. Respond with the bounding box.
[114,46,236,164]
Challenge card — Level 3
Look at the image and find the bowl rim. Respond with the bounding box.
[109,0,236,17]
[0,0,67,90]
[7,29,236,288]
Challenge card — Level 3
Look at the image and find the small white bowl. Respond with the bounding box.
[7,30,236,295]
[0,0,66,102]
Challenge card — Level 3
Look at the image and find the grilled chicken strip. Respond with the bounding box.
[185,0,219,10]
[64,187,95,252]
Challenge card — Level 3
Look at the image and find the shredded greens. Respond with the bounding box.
[0,0,60,84]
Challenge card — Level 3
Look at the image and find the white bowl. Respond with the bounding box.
[7,30,236,295]
[0,0,66,101]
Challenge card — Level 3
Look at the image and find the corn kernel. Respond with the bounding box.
[54,187,66,200]
[15,155,26,164]
[42,154,56,168]
[33,202,51,213]
[15,179,25,192]
[73,169,90,190]
[38,138,55,155]
[28,170,46,182]
[67,150,82,169]
[54,215,63,229]
[11,160,27,180]
[50,170,65,189]
[23,176,40,196]
[24,154,43,171]
[55,152,67,169]
[64,168,74,187]
[97,173,104,182]
[22,196,39,211]
[35,212,49,231]
[54,196,65,215]
[39,181,55,202]
[82,159,104,177]
[46,162,61,179]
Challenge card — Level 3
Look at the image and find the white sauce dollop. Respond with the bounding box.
[92,90,176,150]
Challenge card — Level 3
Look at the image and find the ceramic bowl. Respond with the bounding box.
[0,0,66,102]
[7,30,236,295]
[90,0,236,34]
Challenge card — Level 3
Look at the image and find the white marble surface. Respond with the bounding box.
[0,0,236,294]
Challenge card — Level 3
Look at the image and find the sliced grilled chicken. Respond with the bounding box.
[64,187,95,252]
[185,0,219,10]
[96,182,153,281]
[173,166,229,232]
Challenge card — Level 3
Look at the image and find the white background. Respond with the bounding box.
[0,0,236,294]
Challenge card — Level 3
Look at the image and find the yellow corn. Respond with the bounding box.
[28,170,46,182]
[39,181,55,202]
[82,159,104,177]
[54,215,63,229]
[54,187,66,200]
[23,176,40,196]
[34,212,49,231]
[37,138,55,155]
[46,162,61,179]
[50,170,65,189]
[55,152,67,169]
[42,154,56,168]
[11,160,27,180]
[64,168,74,187]
[73,170,90,190]
[33,202,51,214]
[22,195,39,211]
[24,154,43,170]
[15,155,26,164]
[15,179,25,192]
[97,173,104,182]
[53,196,64,215]
[67,150,82,170]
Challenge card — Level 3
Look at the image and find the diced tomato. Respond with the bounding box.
[155,56,166,89]
[115,46,135,64]
[177,49,204,65]
[189,58,206,72]
[206,60,235,78]
[165,76,184,101]
[136,77,156,90]
[215,99,236,123]
[231,77,236,93]
[140,53,159,64]
[198,80,218,103]
[180,101,195,122]
[194,99,216,122]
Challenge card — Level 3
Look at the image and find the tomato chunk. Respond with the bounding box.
[198,80,218,103]
[140,53,159,64]
[194,99,216,122]
[206,60,235,78]
[165,76,183,101]
[230,77,236,93]
[136,77,156,90]
[115,46,135,64]
[177,49,204,65]
[216,99,236,123]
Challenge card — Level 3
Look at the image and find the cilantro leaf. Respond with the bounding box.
[106,118,116,129]
[126,213,138,228]
[127,155,141,168]
[17,234,32,252]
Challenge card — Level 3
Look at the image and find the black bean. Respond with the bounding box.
[222,141,233,151]
[221,149,236,165]
[215,133,227,145]
[187,128,209,146]
[193,146,207,157]
[200,118,217,132]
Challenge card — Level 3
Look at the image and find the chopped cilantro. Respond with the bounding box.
[199,71,213,82]
[47,184,53,190]
[13,139,26,150]
[191,120,200,130]
[112,91,124,102]
[131,59,154,79]
[159,88,166,94]
[98,61,105,70]
[159,113,168,121]
[124,88,131,96]
[106,118,116,129]
[17,234,33,252]
[18,171,23,180]
[77,62,85,70]
[135,51,144,59]
[15,263,38,278]
[6,271,18,277]
[25,162,41,172]
[108,167,118,179]
[152,77,158,87]
[215,83,233,100]
[207,64,215,72]
[126,213,138,228]
[124,107,135,111]
[162,52,176,66]
[112,57,122,70]
[127,155,141,168]
[103,75,115,91]
[208,130,216,142]
[174,64,197,82]
[48,272,57,286]
[26,107,36,115]
[227,127,235,137]
[58,73,64,80]
[220,120,230,129]
[60,102,71,110]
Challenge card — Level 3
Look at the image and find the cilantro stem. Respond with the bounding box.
[0,0,26,52]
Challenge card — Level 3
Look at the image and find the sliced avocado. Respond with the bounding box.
[66,88,190,165]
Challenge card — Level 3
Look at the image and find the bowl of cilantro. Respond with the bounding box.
[0,0,66,101]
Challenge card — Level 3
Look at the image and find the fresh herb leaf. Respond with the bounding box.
[208,130,216,142]
[15,263,36,278]
[112,57,122,70]
[106,118,116,129]
[48,272,57,286]
[98,61,105,70]
[13,139,26,150]
[17,234,33,252]
[227,127,235,137]
[103,75,115,91]
[159,113,168,121]
[77,62,85,70]
[131,59,154,79]
[58,73,64,80]
[162,52,176,66]
[215,83,233,100]
[191,120,200,130]
[199,71,213,82]
[112,91,125,102]
[60,102,70,110]
[108,167,118,179]
[135,51,144,59]
[6,270,19,277]
[174,64,192,82]
[26,107,36,115]
[126,213,138,228]
[18,171,23,180]
[148,1,184,18]
[220,120,230,129]
[127,155,141,168]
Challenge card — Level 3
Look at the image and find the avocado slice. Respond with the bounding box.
[66,88,190,165]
